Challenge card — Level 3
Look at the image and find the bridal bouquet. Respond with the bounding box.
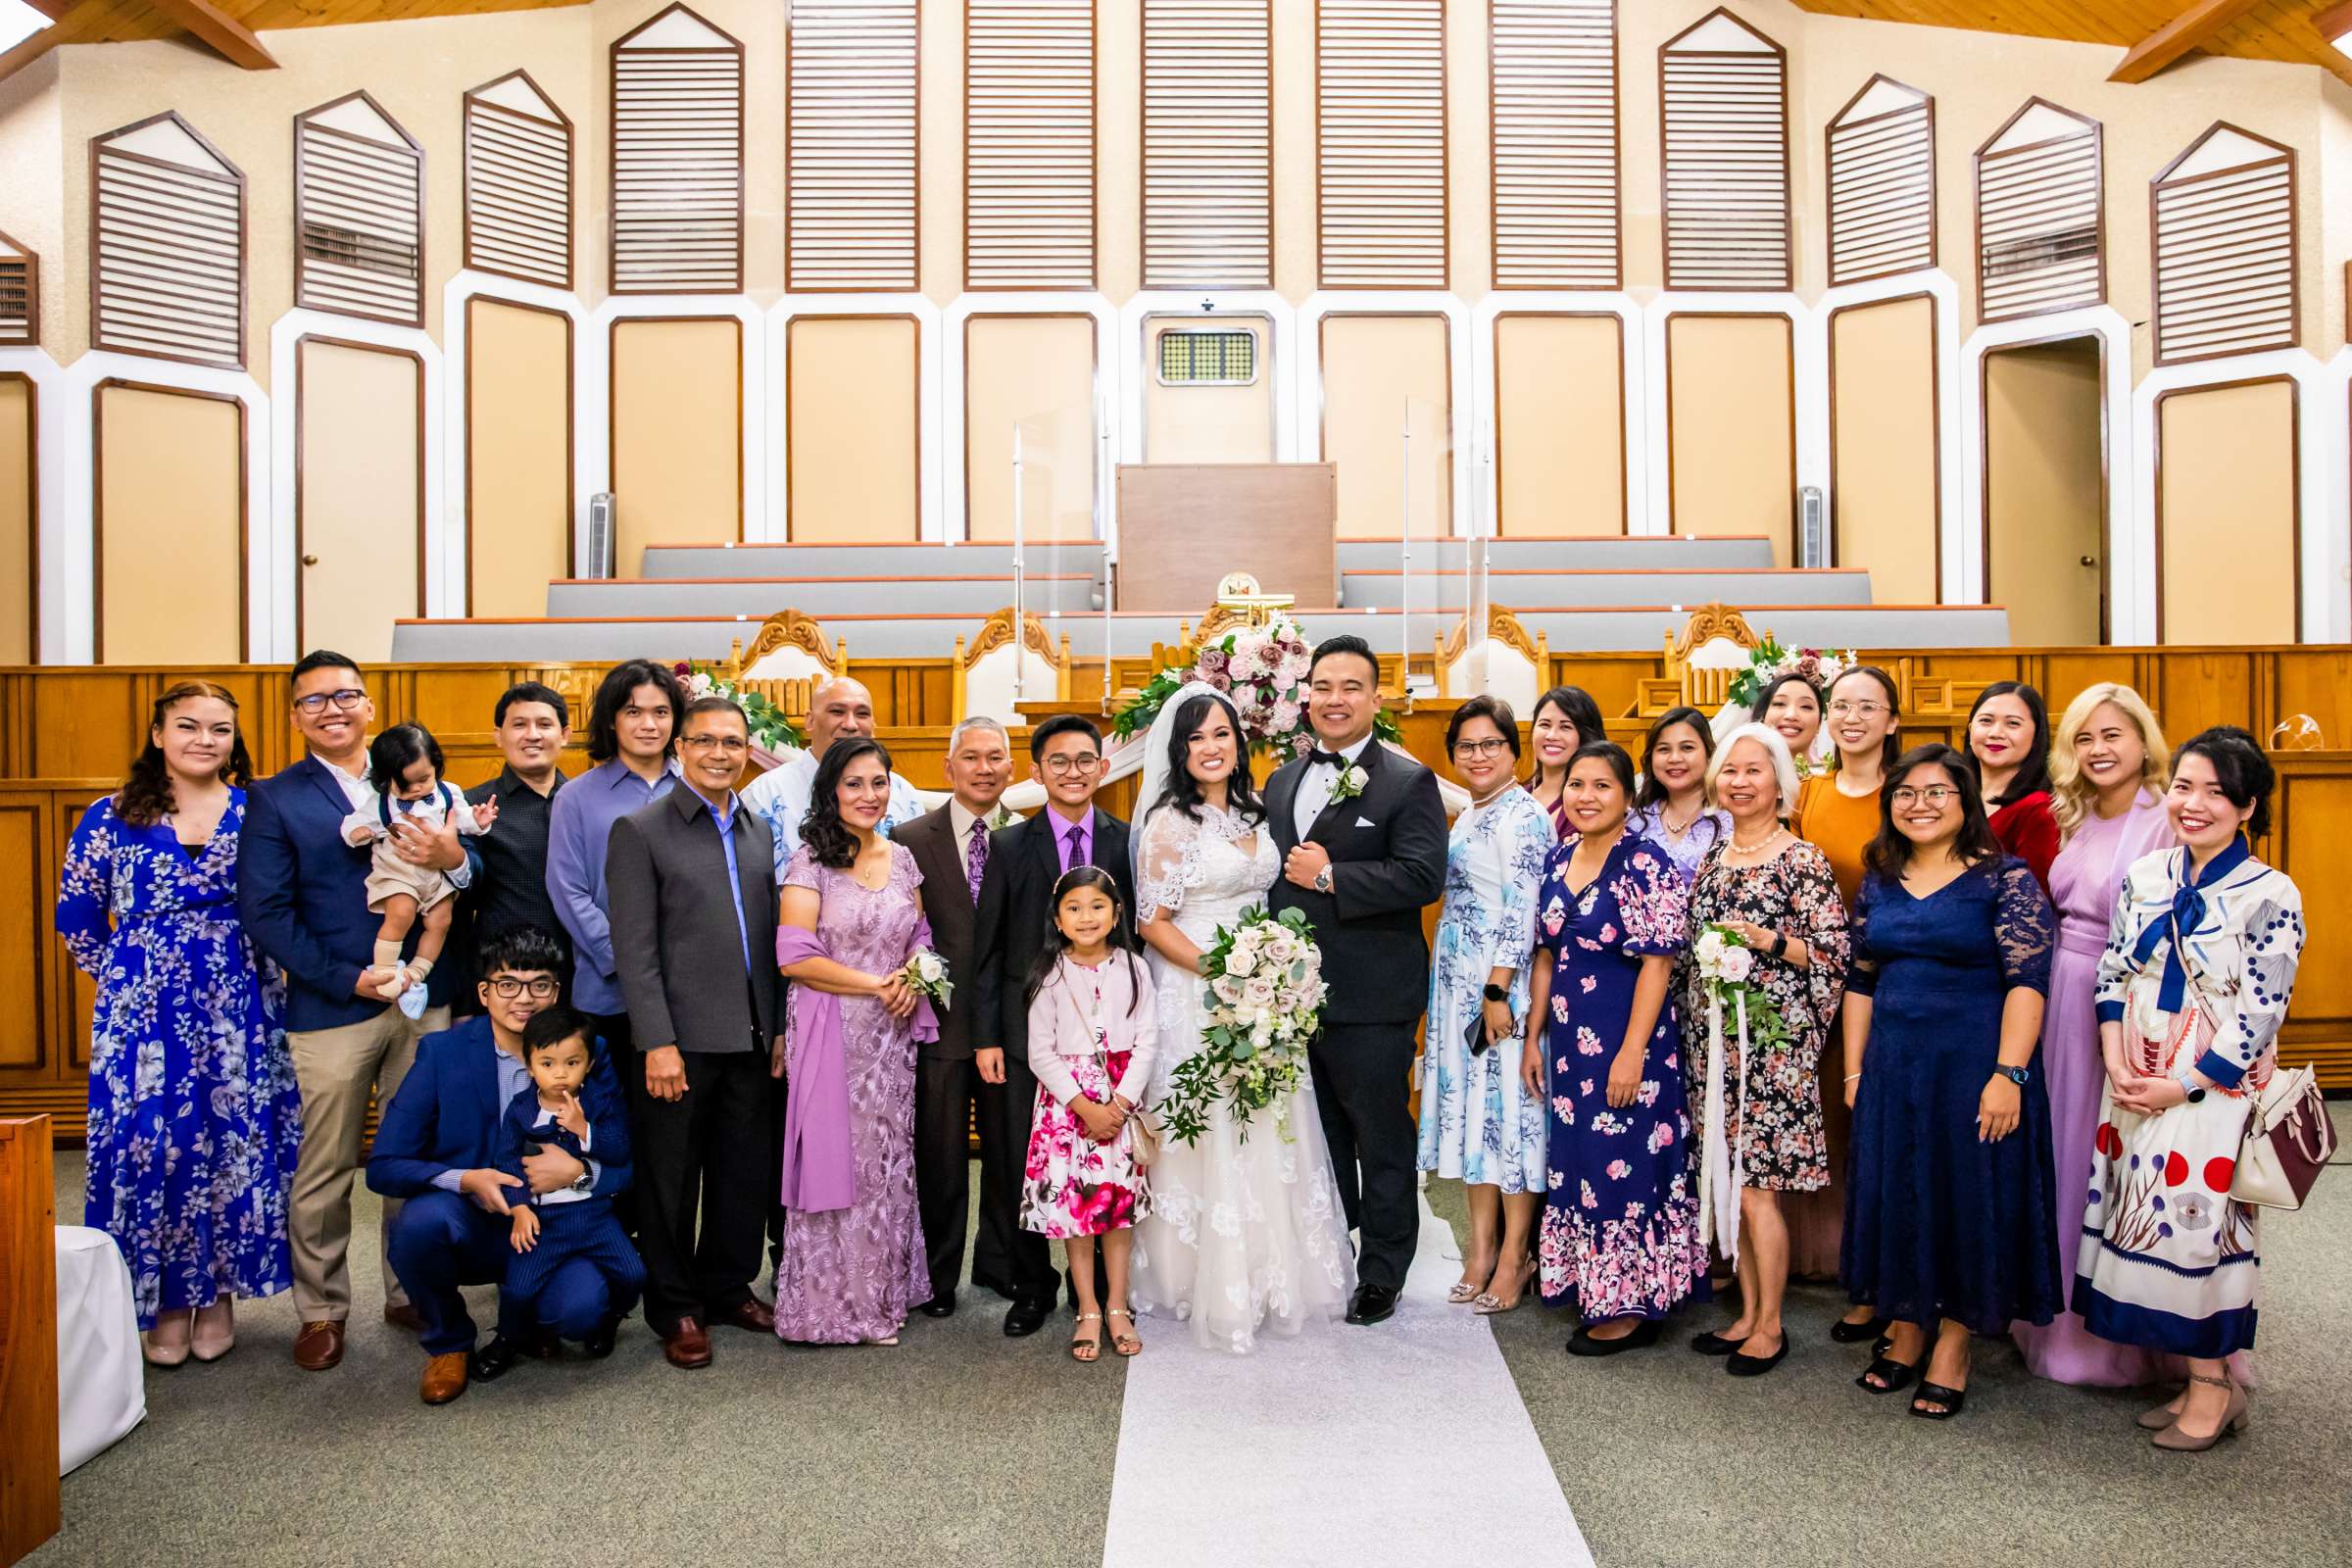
[1157,906,1328,1147]
[1113,613,1402,762]
[897,947,953,1009]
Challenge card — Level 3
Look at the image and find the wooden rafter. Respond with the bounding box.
[2109,0,2272,81]
[147,0,278,70]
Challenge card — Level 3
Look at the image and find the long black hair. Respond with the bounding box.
[586,659,686,764]
[1964,680,2051,808]
[1826,664,1903,777]
[1154,690,1264,826]
[368,723,447,794]
[1633,706,1712,810]
[1022,865,1144,1012]
[801,737,893,869]
[118,680,255,828]
[1864,743,2001,879]
[1528,685,1605,784]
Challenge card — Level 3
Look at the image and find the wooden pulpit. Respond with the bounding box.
[1114,464,1338,612]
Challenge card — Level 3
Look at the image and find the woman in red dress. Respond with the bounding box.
[1964,681,2057,894]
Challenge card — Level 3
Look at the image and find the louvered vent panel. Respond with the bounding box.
[789,0,918,292]
[1142,0,1270,289]
[1827,93,1933,285]
[967,0,1094,290]
[1977,122,2102,322]
[612,12,744,295]
[1660,24,1789,290]
[1491,0,1618,289]
[2153,156,2295,365]
[0,237,31,346]
[465,87,571,289]
[297,112,424,326]
[92,129,245,368]
[1318,0,1446,290]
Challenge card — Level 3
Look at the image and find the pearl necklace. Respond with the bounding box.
[1469,780,1516,810]
[1723,824,1788,859]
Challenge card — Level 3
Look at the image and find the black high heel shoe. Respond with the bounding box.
[1910,1381,1968,1420]
[1855,1351,1924,1395]
[1830,1314,1889,1345]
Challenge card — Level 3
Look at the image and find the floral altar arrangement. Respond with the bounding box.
[674,661,808,753]
[1723,639,1858,713]
[1112,613,1403,762]
[1156,906,1329,1146]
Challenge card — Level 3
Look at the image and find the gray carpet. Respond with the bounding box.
[34,1113,2352,1567]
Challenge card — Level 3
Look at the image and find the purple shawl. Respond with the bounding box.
[775,917,940,1214]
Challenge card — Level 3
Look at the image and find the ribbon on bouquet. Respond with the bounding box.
[1698,987,1751,1272]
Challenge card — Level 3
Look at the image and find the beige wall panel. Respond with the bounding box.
[298,340,421,664]
[1321,315,1450,541]
[1829,296,1939,605]
[1145,319,1274,466]
[787,317,918,544]
[1984,339,2105,646]
[1667,315,1794,564]
[612,318,742,570]
[1097,0,1141,303]
[96,385,242,664]
[0,378,29,663]
[2160,380,2298,644]
[1494,315,1623,537]
[466,300,571,618]
[966,316,1097,544]
[1270,0,1316,301]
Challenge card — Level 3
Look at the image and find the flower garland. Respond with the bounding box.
[1112,613,1403,763]
[673,661,808,753]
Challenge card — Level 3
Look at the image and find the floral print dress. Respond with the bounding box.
[1678,839,1850,1192]
[55,793,301,1329]
[1533,834,1709,1322]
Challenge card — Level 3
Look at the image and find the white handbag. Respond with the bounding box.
[2230,1063,2337,1211]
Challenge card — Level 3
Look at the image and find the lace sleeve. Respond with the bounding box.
[782,844,824,897]
[1994,857,2054,995]
[1135,807,1200,924]
[1845,873,1880,999]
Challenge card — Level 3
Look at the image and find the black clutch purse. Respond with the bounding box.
[1467,1008,1495,1057]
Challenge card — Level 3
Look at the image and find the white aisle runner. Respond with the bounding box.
[1101,1200,1595,1568]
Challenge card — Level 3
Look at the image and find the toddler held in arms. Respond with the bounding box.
[338,722,495,1018]
[1019,867,1157,1363]
[489,1006,645,1366]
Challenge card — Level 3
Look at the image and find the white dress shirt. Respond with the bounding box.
[1293,733,1374,842]
[948,798,988,880]
[321,752,471,888]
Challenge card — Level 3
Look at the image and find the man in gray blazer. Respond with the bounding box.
[605,697,782,1369]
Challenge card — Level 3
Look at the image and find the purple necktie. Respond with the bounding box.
[1063,818,1089,876]
[966,817,988,907]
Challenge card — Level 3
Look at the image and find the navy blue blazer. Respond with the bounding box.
[367,1016,630,1201]
[239,754,481,1032]
[495,1078,633,1207]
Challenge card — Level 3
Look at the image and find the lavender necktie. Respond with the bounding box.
[966,817,989,907]
[1063,819,1088,876]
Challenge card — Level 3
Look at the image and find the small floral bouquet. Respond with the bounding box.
[1690,923,1787,1046]
[1114,613,1403,762]
[1723,639,1858,714]
[1157,906,1328,1146]
[897,947,953,1009]
[673,661,808,753]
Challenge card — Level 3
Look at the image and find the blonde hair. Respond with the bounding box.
[1706,722,1800,820]
[2048,683,2169,839]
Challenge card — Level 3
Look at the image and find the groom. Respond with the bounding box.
[1266,636,1447,1326]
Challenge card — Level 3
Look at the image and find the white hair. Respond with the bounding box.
[947,715,1008,751]
[1706,722,1800,817]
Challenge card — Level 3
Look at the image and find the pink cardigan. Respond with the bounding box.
[1025,953,1159,1108]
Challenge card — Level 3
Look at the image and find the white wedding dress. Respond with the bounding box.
[1128,801,1356,1352]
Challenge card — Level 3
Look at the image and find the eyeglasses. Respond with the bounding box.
[680,734,749,754]
[1828,701,1887,718]
[486,977,560,999]
[1889,785,1960,807]
[293,688,366,714]
[1452,738,1513,760]
[1043,754,1102,776]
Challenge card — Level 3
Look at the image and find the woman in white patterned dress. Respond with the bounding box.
[1128,685,1355,1352]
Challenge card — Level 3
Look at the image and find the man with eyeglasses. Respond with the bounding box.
[368,925,634,1404]
[240,649,481,1372]
[970,712,1132,1336]
[605,697,783,1369]
[739,674,924,877]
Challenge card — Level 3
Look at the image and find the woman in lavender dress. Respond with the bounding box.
[774,738,933,1346]
[1624,706,1729,882]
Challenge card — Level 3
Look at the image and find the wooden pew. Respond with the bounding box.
[0,1116,61,1566]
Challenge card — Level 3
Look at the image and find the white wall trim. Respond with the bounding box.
[1641,293,1815,541]
[1297,291,1476,538]
[1115,291,1299,470]
[0,347,71,663]
[587,294,772,559]
[767,294,944,543]
[1468,292,1646,541]
[940,292,1121,547]
[2323,348,2352,646]
[1814,270,1967,603]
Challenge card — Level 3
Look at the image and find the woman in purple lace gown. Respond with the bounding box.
[774,738,933,1346]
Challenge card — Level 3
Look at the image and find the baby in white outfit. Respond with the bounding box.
[339,723,496,1017]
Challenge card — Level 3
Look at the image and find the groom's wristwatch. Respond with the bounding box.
[1313,865,1333,893]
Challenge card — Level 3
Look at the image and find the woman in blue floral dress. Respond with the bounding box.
[1418,699,1554,1314]
[1522,741,1707,1354]
[55,681,301,1365]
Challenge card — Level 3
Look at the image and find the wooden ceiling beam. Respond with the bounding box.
[2109,0,2272,82]
[0,24,63,83]
[147,0,279,69]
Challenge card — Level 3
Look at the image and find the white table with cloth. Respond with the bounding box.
[54,1226,144,1474]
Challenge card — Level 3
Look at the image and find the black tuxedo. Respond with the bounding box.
[970,806,1136,1304]
[1266,738,1447,1293]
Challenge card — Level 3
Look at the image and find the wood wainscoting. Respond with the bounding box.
[4,645,2348,1133]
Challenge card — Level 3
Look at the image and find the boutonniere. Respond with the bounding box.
[1330,763,1369,804]
[986,803,1019,829]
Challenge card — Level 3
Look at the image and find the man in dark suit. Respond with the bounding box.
[239,649,482,1373]
[973,712,1134,1338]
[1265,635,1447,1327]
[452,681,573,1016]
[896,715,1017,1319]
[605,696,783,1369]
[368,926,631,1405]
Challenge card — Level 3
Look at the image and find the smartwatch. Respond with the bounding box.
[1994,1065,2031,1086]
[1770,931,1789,960]
[2173,1069,2207,1104]
[1482,982,1509,1004]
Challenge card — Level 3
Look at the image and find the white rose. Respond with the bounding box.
[1224,946,1256,977]
[914,952,946,984]
[1214,976,1243,1004]
[1244,975,1277,1008]
[1720,947,1754,983]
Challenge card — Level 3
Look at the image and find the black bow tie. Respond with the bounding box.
[1309,750,1348,769]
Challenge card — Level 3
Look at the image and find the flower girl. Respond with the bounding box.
[1019,867,1158,1362]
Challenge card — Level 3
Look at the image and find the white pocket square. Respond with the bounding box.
[1354,815,1375,828]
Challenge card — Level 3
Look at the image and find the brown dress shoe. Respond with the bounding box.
[715,1298,775,1334]
[663,1316,712,1369]
[292,1320,346,1371]
[419,1350,470,1405]
[383,1302,425,1333]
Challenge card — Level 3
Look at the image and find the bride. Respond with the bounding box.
[1128,683,1355,1351]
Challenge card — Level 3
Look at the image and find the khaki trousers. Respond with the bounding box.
[287,1004,448,1320]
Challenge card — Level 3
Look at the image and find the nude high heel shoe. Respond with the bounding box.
[192,1298,237,1362]
[2152,1375,2248,1452]
[142,1309,193,1368]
